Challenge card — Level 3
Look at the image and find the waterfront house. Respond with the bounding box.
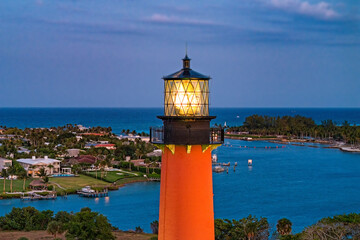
[0,158,12,171]
[130,159,146,167]
[17,156,60,177]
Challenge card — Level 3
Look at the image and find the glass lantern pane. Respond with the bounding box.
[164,79,209,117]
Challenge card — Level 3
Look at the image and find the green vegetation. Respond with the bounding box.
[66,207,115,240]
[2,208,360,240]
[50,174,109,192]
[0,207,115,240]
[228,114,360,144]
[0,207,53,231]
[215,215,269,240]
[214,213,360,240]
[1,179,32,193]
[47,220,65,239]
[277,218,292,236]
[84,170,139,182]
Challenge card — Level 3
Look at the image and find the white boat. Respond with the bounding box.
[213,166,225,173]
[212,154,218,163]
[81,186,95,193]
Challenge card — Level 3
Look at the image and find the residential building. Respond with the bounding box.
[0,158,12,171]
[17,156,60,177]
[95,144,116,150]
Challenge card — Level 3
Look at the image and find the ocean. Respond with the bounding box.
[0,108,360,233]
[1,108,360,133]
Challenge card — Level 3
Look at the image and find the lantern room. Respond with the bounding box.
[163,55,210,117]
[150,54,224,146]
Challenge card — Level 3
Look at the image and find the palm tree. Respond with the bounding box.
[7,166,16,193]
[276,218,292,236]
[94,161,100,179]
[48,164,54,175]
[1,169,8,193]
[18,169,28,191]
[47,221,65,239]
[36,167,47,180]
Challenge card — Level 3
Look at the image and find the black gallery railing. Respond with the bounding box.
[150,126,224,145]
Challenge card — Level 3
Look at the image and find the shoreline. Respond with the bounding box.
[0,176,154,200]
[225,135,360,153]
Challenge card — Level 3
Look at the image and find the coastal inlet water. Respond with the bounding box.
[1,139,360,233]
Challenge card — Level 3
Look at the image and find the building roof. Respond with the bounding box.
[163,55,210,80]
[29,179,46,187]
[17,158,60,165]
[0,158,11,162]
[81,133,106,136]
[95,144,115,148]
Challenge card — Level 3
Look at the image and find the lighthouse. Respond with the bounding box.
[150,54,224,239]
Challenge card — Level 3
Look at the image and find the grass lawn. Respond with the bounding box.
[0,179,33,193]
[87,170,140,182]
[50,174,109,191]
[115,176,148,186]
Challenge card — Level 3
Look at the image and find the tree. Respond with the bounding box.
[277,218,292,236]
[48,164,54,175]
[18,169,28,191]
[36,167,47,179]
[65,207,115,240]
[7,165,16,193]
[150,220,159,234]
[47,221,65,239]
[135,226,144,233]
[1,168,8,193]
[94,161,100,179]
[0,207,53,231]
[215,215,269,240]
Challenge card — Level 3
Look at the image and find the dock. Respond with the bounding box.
[21,192,57,201]
[148,177,160,182]
[77,189,108,198]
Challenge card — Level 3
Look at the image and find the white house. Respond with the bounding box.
[0,158,12,171]
[17,156,61,177]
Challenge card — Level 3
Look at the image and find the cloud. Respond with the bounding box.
[145,14,217,26]
[265,0,340,20]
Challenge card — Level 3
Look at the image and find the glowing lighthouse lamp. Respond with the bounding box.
[150,54,224,240]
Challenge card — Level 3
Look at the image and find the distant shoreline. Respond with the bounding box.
[225,134,360,153]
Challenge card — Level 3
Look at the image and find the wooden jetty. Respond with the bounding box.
[148,177,160,182]
[21,192,57,201]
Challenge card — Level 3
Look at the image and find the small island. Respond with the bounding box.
[225,114,360,152]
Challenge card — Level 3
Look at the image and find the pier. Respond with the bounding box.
[77,187,109,198]
[21,192,57,201]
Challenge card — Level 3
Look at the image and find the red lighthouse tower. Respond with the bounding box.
[150,54,224,240]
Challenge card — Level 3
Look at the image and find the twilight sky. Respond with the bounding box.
[0,0,359,108]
